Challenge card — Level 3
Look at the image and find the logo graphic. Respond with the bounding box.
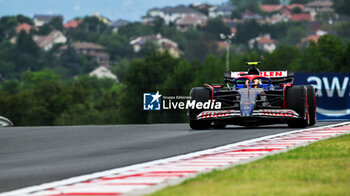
[307,76,350,117]
[143,91,162,110]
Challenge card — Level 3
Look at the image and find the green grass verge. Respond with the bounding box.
[150,134,350,196]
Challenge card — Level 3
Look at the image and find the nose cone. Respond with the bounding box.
[238,89,262,116]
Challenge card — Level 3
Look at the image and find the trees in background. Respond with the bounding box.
[282,26,307,46]
[201,18,231,40]
[333,0,350,16]
[1,34,350,125]
[0,70,123,126]
[118,52,180,123]
[231,0,260,13]
[290,35,346,72]
[97,34,133,61]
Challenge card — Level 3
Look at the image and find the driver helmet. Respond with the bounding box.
[245,80,250,88]
[252,79,262,88]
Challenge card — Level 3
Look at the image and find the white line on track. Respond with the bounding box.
[1,122,350,196]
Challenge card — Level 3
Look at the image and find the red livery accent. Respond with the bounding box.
[282,82,293,109]
[262,109,295,117]
[212,85,223,88]
[204,84,214,110]
[199,110,231,119]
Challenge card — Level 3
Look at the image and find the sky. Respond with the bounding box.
[0,0,228,22]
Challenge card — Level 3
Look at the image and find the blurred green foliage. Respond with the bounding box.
[1,12,350,125]
[0,70,123,126]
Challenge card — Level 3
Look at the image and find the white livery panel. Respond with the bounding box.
[230,71,288,78]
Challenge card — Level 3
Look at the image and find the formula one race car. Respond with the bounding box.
[188,62,316,130]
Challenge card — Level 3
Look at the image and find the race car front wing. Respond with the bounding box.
[197,109,299,120]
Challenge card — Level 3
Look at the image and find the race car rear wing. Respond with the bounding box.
[224,71,294,84]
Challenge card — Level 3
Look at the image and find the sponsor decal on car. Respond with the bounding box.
[231,71,288,78]
[261,109,297,117]
[198,110,232,119]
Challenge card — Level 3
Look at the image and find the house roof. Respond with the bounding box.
[33,30,66,49]
[73,42,105,50]
[33,14,63,21]
[241,10,262,19]
[191,3,212,10]
[268,14,289,24]
[110,19,130,28]
[282,9,292,16]
[301,35,320,43]
[130,34,179,51]
[286,4,304,11]
[291,13,311,21]
[61,42,106,50]
[162,42,183,55]
[16,23,34,33]
[175,14,207,25]
[257,37,275,44]
[92,13,111,24]
[306,0,333,8]
[64,20,81,28]
[211,3,235,12]
[260,5,281,12]
[89,66,118,81]
[154,5,202,15]
[130,35,158,45]
[175,5,202,14]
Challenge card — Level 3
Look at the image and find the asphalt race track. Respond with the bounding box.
[0,122,340,192]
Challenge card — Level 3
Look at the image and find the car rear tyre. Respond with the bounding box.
[188,87,211,130]
[286,86,309,128]
[306,86,317,126]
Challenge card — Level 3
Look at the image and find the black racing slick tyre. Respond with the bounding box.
[189,120,211,130]
[286,86,309,128]
[306,86,317,126]
[212,121,226,129]
[189,87,211,130]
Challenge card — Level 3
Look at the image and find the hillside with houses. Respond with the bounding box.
[1,0,349,81]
